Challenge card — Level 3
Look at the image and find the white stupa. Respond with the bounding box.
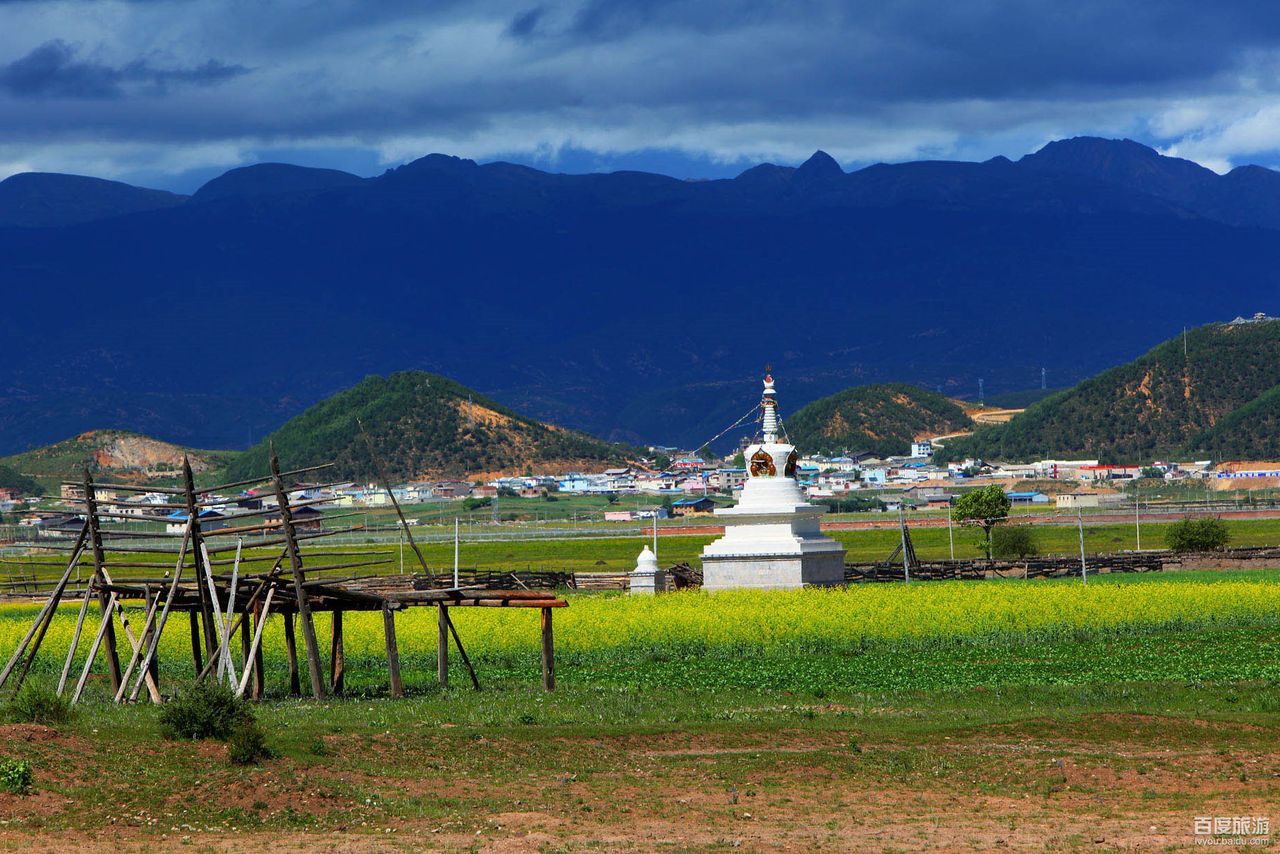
[700,373,847,590]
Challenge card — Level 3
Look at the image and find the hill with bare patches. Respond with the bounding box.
[785,384,974,457]
[0,430,237,493]
[225,372,636,482]
[938,320,1280,463]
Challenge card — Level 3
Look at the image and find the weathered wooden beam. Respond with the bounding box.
[271,448,326,700]
[437,604,449,688]
[444,608,480,691]
[0,526,87,691]
[283,611,300,697]
[57,583,93,696]
[71,596,119,705]
[198,462,336,495]
[541,607,555,692]
[189,610,204,675]
[329,609,345,695]
[356,417,436,584]
[83,472,122,695]
[237,590,274,700]
[183,458,218,663]
[382,606,403,699]
[126,526,193,703]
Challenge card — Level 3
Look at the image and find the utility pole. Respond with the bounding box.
[453,517,460,588]
[1134,491,1141,551]
[899,511,911,583]
[652,512,658,560]
[1077,507,1087,585]
[947,503,955,560]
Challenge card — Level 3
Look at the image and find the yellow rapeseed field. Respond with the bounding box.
[2,576,1276,672]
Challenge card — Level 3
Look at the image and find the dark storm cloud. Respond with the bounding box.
[5,0,1280,182]
[0,39,246,99]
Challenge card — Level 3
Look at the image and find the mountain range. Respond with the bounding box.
[3,136,1280,454]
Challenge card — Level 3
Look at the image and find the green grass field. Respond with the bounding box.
[7,514,1280,581]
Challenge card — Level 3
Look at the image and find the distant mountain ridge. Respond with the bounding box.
[0,173,186,227]
[3,136,1280,453]
[937,320,1280,463]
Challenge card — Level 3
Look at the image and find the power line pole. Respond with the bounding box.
[1077,507,1088,585]
[947,502,955,560]
[1134,490,1141,551]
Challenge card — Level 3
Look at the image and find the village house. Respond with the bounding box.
[709,468,747,492]
[671,497,717,515]
[164,508,228,534]
[263,505,325,531]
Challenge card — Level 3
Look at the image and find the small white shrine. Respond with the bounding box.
[701,374,846,590]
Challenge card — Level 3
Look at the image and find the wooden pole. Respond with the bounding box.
[444,609,481,691]
[57,584,93,696]
[1077,508,1088,585]
[0,526,87,690]
[271,448,326,699]
[541,606,555,692]
[182,459,218,662]
[239,603,251,683]
[121,522,191,703]
[251,603,265,701]
[97,568,161,704]
[70,597,118,705]
[437,605,449,688]
[115,592,160,703]
[218,539,243,686]
[329,609,345,696]
[189,610,204,675]
[356,417,436,583]
[283,611,300,697]
[382,606,403,699]
[83,472,122,695]
[237,589,274,699]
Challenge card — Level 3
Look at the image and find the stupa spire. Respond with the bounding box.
[761,372,778,444]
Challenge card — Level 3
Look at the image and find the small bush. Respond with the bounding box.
[0,759,32,795]
[159,681,252,741]
[1165,516,1230,553]
[227,720,272,765]
[992,525,1039,559]
[7,683,72,726]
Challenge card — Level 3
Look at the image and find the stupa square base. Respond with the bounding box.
[701,551,846,591]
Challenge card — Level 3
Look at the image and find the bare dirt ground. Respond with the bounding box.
[0,712,1273,851]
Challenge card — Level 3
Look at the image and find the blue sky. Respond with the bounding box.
[4,1,1280,192]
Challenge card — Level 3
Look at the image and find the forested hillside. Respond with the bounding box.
[938,321,1280,463]
[786,384,973,457]
[226,372,635,482]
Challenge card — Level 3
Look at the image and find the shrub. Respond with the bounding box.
[1165,517,1230,553]
[992,525,1039,559]
[158,681,252,741]
[7,683,72,726]
[227,720,272,765]
[0,759,32,795]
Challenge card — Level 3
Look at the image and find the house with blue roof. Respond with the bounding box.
[164,508,228,534]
